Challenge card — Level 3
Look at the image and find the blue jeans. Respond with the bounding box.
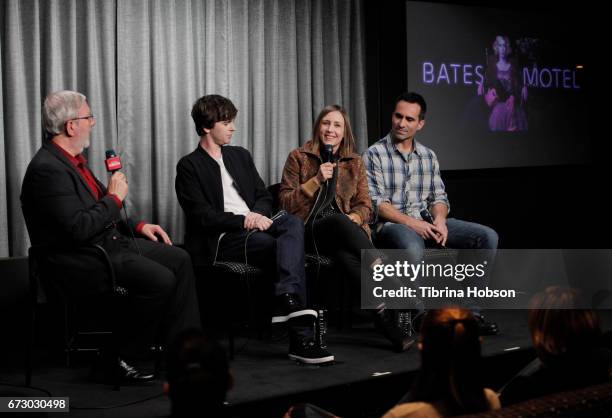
[377,218,497,260]
[376,218,498,291]
[218,213,306,302]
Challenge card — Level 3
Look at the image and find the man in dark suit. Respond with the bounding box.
[175,94,334,364]
[21,90,201,382]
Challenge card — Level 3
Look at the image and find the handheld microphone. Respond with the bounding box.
[323,144,334,163]
[420,208,445,247]
[420,209,434,224]
[105,149,122,173]
[104,149,139,252]
[321,144,335,185]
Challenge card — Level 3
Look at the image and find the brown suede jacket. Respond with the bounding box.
[279,140,372,236]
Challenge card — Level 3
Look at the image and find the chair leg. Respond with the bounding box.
[63,304,71,367]
[110,333,121,391]
[340,274,353,330]
[112,352,121,391]
[153,344,163,378]
[25,345,32,386]
[25,304,34,386]
[228,326,235,361]
[111,312,122,391]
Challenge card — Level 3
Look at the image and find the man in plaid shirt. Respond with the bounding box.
[363,92,499,335]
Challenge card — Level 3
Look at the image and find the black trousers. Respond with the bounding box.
[115,238,201,355]
[306,213,376,287]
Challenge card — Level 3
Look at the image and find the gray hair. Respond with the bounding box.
[42,90,87,138]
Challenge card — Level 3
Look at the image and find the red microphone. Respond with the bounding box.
[105,149,122,173]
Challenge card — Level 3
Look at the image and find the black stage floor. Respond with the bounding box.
[0,309,594,417]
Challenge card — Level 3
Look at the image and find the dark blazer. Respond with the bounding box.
[175,145,272,266]
[20,141,137,297]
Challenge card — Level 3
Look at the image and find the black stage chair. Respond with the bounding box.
[28,244,144,390]
[175,240,265,361]
[194,259,265,360]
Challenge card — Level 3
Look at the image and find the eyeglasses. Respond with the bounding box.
[67,114,95,123]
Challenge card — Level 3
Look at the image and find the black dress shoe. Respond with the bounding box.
[116,358,155,383]
[373,310,415,352]
[474,314,499,336]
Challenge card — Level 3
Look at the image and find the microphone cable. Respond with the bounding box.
[233,209,289,354]
[307,162,334,308]
[122,203,142,256]
[105,149,141,256]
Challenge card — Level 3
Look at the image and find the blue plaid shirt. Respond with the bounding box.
[362,134,450,220]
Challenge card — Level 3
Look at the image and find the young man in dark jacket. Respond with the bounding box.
[175,94,333,364]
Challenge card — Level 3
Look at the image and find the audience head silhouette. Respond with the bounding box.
[165,329,232,417]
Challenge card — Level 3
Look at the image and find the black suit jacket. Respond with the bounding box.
[21,141,137,296]
[175,145,272,266]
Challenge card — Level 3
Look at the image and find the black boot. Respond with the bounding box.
[288,315,334,365]
[373,309,415,352]
[315,308,328,349]
[271,293,317,324]
[474,313,499,336]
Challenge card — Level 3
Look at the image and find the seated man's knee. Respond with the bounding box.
[380,223,422,248]
[404,241,425,263]
[174,246,193,267]
[252,231,277,249]
[282,213,304,233]
[378,223,424,264]
[480,226,499,249]
[149,268,176,297]
[246,232,277,263]
[156,245,194,283]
